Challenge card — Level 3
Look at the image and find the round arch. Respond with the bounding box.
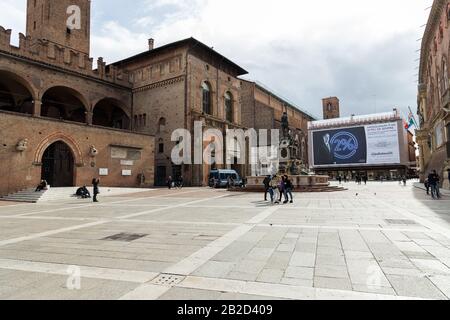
[40,86,89,123]
[92,98,131,129]
[0,69,37,114]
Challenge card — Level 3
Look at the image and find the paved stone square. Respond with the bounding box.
[0,182,449,300]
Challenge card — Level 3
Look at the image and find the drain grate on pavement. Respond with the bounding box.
[385,219,418,226]
[101,233,148,242]
[151,274,186,286]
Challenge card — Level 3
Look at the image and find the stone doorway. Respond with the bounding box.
[41,141,75,187]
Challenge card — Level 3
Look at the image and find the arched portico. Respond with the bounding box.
[92,98,130,129]
[0,69,36,115]
[40,86,89,123]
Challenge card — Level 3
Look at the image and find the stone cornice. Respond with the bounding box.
[419,0,446,84]
[132,76,185,93]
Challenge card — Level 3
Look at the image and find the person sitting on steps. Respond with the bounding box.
[35,180,48,192]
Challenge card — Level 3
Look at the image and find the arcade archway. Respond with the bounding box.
[92,98,130,129]
[0,70,34,114]
[41,86,87,123]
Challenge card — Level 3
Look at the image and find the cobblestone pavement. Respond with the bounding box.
[0,182,449,300]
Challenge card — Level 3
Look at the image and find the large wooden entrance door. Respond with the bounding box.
[41,141,75,187]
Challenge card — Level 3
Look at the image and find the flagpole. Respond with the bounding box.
[408,106,419,128]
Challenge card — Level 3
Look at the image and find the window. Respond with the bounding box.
[158,117,166,133]
[143,114,147,127]
[202,82,212,115]
[443,59,449,93]
[33,21,36,30]
[435,122,444,149]
[66,27,71,35]
[158,142,164,153]
[134,115,138,128]
[225,92,233,123]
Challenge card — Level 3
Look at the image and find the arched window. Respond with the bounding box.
[202,82,212,115]
[442,58,449,93]
[158,117,166,133]
[158,138,164,154]
[436,69,442,104]
[224,91,233,123]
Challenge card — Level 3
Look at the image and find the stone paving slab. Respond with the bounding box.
[0,183,449,299]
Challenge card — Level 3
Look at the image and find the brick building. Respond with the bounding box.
[111,38,249,187]
[417,0,450,189]
[0,0,260,195]
[240,80,316,167]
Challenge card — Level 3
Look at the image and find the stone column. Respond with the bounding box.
[33,100,42,117]
[86,111,93,125]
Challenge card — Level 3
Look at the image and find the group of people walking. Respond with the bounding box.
[424,170,442,200]
[337,175,368,185]
[263,175,294,205]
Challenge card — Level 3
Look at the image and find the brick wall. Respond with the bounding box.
[0,112,154,196]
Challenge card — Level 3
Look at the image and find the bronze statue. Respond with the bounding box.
[281,112,289,138]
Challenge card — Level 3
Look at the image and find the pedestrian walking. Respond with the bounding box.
[92,178,100,203]
[167,176,173,190]
[402,176,407,187]
[278,176,286,203]
[424,178,430,195]
[363,175,368,185]
[283,175,294,204]
[428,170,441,200]
[268,176,275,204]
[337,175,342,185]
[271,175,281,204]
[263,175,271,201]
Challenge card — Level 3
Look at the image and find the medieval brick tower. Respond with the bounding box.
[322,97,340,120]
[26,0,91,55]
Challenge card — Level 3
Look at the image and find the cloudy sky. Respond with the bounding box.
[1,0,433,119]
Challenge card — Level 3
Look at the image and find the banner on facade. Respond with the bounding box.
[311,122,400,167]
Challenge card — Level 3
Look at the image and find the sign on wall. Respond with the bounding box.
[99,168,109,176]
[311,122,401,167]
[122,170,132,176]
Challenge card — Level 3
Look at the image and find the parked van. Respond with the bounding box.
[209,169,243,188]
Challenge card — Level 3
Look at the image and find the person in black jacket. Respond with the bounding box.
[283,175,294,204]
[428,170,441,200]
[92,178,100,203]
[263,175,271,201]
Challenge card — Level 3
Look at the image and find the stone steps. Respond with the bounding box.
[0,188,46,203]
[1,187,157,203]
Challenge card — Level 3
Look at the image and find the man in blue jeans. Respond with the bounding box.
[428,170,441,200]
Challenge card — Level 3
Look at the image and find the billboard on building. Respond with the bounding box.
[311,122,401,167]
